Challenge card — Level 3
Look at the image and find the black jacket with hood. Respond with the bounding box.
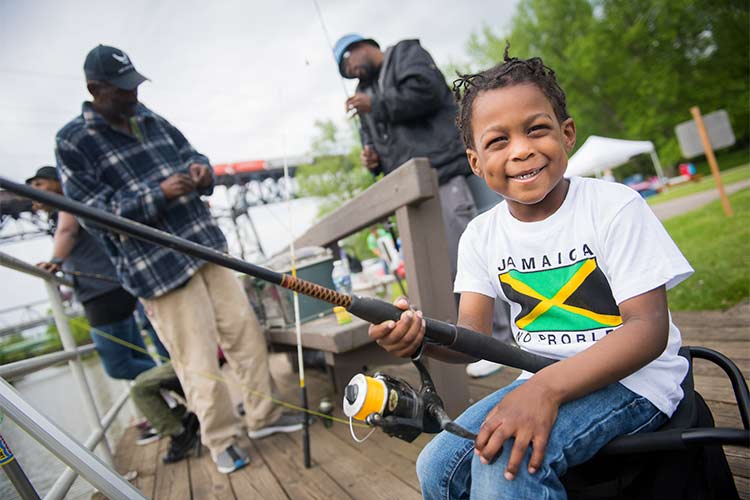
[357,39,471,185]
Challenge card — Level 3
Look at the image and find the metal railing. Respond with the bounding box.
[0,250,146,500]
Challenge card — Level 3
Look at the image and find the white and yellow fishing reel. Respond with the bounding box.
[342,360,476,443]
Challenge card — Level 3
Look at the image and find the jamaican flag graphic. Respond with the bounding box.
[499,258,622,332]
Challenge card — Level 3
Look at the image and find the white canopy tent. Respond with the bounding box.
[567,135,665,183]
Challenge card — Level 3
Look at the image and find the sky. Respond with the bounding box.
[0,0,518,322]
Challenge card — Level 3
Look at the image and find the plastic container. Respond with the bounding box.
[331,260,352,295]
[333,306,352,325]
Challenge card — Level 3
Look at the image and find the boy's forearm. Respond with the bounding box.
[533,310,669,405]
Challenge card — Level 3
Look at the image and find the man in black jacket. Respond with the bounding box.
[334,34,476,279]
[334,34,510,378]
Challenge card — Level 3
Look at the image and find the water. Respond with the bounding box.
[0,355,139,500]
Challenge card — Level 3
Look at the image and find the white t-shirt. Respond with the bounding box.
[454,176,694,416]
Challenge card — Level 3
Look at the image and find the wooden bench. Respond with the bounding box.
[269,158,471,417]
[265,315,409,394]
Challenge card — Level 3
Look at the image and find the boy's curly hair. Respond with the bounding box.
[453,43,569,149]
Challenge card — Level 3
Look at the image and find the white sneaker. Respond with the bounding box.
[466,359,503,378]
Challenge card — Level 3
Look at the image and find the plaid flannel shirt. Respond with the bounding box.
[56,102,227,299]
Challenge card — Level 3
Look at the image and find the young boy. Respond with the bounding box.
[368,51,693,499]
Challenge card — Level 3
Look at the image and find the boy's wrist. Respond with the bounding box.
[530,370,568,406]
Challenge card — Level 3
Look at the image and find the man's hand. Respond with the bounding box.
[346,93,373,115]
[367,297,425,358]
[473,378,561,480]
[188,163,212,188]
[360,145,380,171]
[36,261,61,273]
[160,173,196,200]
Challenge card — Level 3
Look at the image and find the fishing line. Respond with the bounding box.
[348,416,375,443]
[311,0,352,102]
[66,315,366,428]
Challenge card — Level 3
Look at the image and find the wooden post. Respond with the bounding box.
[395,160,470,418]
[294,158,471,417]
[690,106,734,217]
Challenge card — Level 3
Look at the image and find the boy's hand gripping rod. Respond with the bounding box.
[0,177,557,374]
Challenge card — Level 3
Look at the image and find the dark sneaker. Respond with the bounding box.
[247,412,305,439]
[135,426,160,446]
[213,444,250,474]
[162,412,201,464]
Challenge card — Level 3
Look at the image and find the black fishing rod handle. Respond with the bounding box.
[347,296,556,373]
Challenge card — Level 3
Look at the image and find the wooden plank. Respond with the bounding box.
[672,315,749,329]
[687,341,750,361]
[295,158,436,248]
[266,316,372,353]
[250,431,353,499]
[696,375,749,406]
[725,446,750,478]
[297,418,421,500]
[680,326,749,342]
[735,475,749,500]
[692,358,750,378]
[114,426,160,498]
[323,406,422,486]
[704,401,745,429]
[229,436,290,499]
[153,435,191,500]
[188,446,235,500]
[113,426,138,475]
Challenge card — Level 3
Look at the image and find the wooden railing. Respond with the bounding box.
[295,158,470,417]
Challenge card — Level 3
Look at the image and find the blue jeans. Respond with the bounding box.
[416,379,668,500]
[135,302,170,361]
[91,315,156,380]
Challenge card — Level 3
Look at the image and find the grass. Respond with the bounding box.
[648,164,749,205]
[665,188,749,310]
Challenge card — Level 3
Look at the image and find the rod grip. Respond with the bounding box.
[450,325,556,373]
[347,296,556,373]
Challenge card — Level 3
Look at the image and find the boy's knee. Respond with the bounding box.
[416,446,437,489]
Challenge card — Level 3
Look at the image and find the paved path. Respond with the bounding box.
[652,179,749,220]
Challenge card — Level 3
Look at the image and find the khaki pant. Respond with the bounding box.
[142,263,282,458]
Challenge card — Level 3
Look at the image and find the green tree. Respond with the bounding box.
[462,0,749,168]
[295,120,378,259]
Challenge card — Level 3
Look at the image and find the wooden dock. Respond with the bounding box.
[111,302,749,499]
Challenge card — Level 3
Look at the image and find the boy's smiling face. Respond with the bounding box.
[466,83,576,222]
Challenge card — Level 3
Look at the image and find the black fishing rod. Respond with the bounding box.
[0,176,556,374]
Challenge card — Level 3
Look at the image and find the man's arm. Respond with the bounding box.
[37,211,80,273]
[51,211,80,261]
[56,137,167,225]
[370,44,446,124]
[358,119,383,176]
[162,120,215,196]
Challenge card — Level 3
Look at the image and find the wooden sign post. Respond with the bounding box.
[690,106,734,217]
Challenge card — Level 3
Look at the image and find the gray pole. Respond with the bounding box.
[0,378,146,500]
[0,432,41,500]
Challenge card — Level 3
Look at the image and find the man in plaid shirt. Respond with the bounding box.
[56,45,303,474]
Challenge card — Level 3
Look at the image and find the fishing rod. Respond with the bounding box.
[60,269,120,283]
[0,177,557,441]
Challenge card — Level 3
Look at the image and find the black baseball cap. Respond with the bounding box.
[25,166,59,185]
[83,45,148,90]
